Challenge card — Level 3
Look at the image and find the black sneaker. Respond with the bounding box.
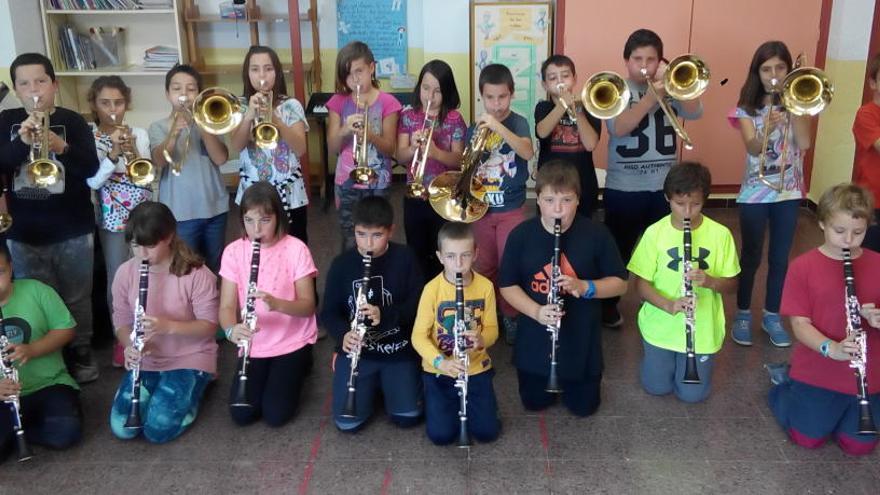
[70,347,99,384]
[602,304,624,329]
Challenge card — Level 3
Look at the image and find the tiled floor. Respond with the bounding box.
[2,187,879,494]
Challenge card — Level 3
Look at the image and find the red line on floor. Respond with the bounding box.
[380,466,393,495]
[538,411,553,478]
[298,392,333,495]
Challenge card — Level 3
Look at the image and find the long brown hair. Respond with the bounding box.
[241,45,288,106]
[239,181,289,239]
[125,202,204,277]
[334,41,379,94]
[86,75,132,124]
[737,41,793,117]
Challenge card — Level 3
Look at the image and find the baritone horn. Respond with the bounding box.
[252,79,280,150]
[642,54,710,150]
[757,57,833,191]
[428,125,499,223]
[580,71,631,120]
[111,114,154,187]
[192,87,244,136]
[25,96,62,188]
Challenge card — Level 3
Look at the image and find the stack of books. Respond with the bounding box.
[137,0,173,8]
[143,45,179,71]
[49,0,144,9]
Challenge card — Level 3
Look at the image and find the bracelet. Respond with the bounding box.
[581,279,596,300]
[432,355,444,370]
[819,339,832,358]
[224,326,234,340]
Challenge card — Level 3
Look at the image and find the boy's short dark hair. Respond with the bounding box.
[623,29,664,61]
[663,161,712,200]
[352,196,394,229]
[868,53,880,82]
[478,63,514,93]
[10,53,56,84]
[437,221,475,251]
[534,159,581,198]
[540,54,576,80]
[164,64,203,92]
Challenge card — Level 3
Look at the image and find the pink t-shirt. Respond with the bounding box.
[112,259,219,374]
[781,248,880,395]
[219,235,318,358]
[326,90,401,189]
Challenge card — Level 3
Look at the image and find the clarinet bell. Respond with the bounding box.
[340,389,357,419]
[15,430,33,462]
[545,364,562,394]
[857,400,877,435]
[683,354,701,384]
[457,419,472,448]
[123,399,143,430]
[230,373,252,408]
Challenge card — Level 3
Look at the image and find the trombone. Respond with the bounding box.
[162,95,192,177]
[427,125,499,223]
[580,71,631,120]
[406,98,435,199]
[192,87,244,136]
[25,96,62,188]
[757,58,833,191]
[350,84,377,185]
[252,79,280,150]
[641,54,710,150]
[110,114,154,187]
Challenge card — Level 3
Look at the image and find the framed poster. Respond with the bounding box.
[470,1,552,134]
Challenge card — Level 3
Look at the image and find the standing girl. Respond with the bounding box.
[396,60,467,277]
[110,201,219,444]
[731,41,816,348]
[219,182,317,427]
[231,46,310,244]
[85,76,153,367]
[327,41,400,250]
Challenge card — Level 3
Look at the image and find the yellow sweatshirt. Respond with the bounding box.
[412,271,498,376]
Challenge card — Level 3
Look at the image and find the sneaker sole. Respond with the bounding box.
[762,326,792,348]
[731,335,753,346]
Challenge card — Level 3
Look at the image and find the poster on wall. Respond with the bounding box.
[337,0,408,78]
[470,1,552,135]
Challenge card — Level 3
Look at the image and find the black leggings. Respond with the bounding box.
[517,369,601,417]
[286,205,309,245]
[229,344,313,427]
[403,196,445,278]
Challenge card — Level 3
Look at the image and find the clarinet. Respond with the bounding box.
[842,248,876,434]
[453,272,472,448]
[231,239,261,408]
[124,259,149,430]
[0,306,33,462]
[546,218,563,393]
[341,251,373,418]
[682,218,700,384]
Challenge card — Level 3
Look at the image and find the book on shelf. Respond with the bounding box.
[48,0,172,10]
[143,45,179,71]
[57,24,124,71]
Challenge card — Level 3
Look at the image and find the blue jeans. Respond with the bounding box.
[0,384,81,462]
[423,370,500,445]
[98,229,131,311]
[332,356,422,431]
[639,338,715,403]
[8,234,94,350]
[176,212,227,273]
[736,200,800,312]
[110,369,212,444]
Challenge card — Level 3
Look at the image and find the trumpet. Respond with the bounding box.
[641,54,710,150]
[428,125,499,223]
[349,84,377,185]
[252,80,280,150]
[25,96,62,188]
[580,71,631,120]
[555,83,578,121]
[192,87,244,136]
[110,114,154,187]
[757,58,833,191]
[406,98,435,199]
[162,95,193,177]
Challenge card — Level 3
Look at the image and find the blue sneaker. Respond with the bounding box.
[731,312,752,346]
[764,362,791,386]
[762,312,792,347]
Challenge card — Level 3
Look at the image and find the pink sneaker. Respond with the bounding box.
[112,342,124,368]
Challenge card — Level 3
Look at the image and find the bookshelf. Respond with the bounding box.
[38,0,186,127]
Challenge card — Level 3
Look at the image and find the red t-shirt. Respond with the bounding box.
[853,101,880,206]
[781,248,880,394]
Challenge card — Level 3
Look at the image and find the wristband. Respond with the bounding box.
[224,326,234,340]
[819,339,832,358]
[581,279,596,300]
[432,355,444,370]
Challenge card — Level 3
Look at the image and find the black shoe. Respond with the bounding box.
[602,304,624,329]
[69,347,99,384]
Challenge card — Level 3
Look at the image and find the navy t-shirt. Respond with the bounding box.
[465,111,530,212]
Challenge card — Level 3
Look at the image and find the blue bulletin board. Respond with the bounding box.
[337,0,408,78]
